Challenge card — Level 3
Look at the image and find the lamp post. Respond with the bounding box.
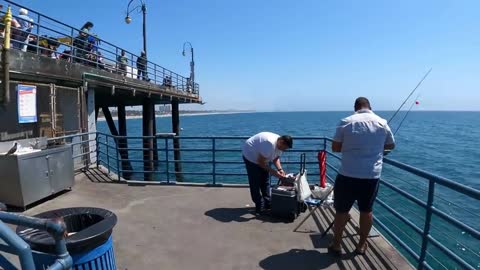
[125,0,147,56]
[182,42,194,92]
[126,0,154,180]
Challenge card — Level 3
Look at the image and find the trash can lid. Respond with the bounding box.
[16,207,117,254]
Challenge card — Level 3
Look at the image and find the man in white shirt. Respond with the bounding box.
[13,8,33,52]
[330,97,395,255]
[242,132,293,214]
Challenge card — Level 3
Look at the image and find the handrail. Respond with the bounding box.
[1,0,200,95]
[322,138,478,270]
[383,158,480,200]
[0,211,73,270]
[48,131,479,270]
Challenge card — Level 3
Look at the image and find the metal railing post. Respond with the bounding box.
[165,138,170,183]
[116,135,121,181]
[106,135,110,174]
[0,220,37,270]
[212,138,216,185]
[81,134,87,170]
[418,179,436,269]
[70,28,74,62]
[95,134,99,169]
[35,15,41,55]
[115,47,119,73]
[323,138,327,151]
[154,64,157,84]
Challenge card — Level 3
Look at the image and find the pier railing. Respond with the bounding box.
[49,132,479,270]
[1,0,199,95]
[324,138,479,270]
[0,211,73,270]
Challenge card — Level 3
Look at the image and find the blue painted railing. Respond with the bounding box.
[48,132,479,270]
[323,138,479,270]
[0,211,73,270]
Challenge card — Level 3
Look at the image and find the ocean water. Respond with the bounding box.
[97,111,479,269]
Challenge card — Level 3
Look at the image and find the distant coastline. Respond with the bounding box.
[97,110,479,121]
[97,111,255,121]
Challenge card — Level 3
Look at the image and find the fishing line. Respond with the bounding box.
[388,68,432,124]
[393,95,420,135]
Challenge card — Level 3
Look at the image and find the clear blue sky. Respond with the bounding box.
[10,0,480,111]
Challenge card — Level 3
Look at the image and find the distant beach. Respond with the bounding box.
[97,111,255,121]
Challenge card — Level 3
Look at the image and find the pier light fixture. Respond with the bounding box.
[125,0,147,55]
[182,42,195,92]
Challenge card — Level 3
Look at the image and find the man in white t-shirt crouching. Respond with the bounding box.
[242,132,293,214]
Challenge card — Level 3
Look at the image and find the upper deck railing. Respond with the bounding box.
[1,0,199,96]
[47,132,480,270]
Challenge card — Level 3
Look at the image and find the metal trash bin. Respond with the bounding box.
[16,207,117,269]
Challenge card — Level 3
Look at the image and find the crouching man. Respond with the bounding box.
[242,132,293,214]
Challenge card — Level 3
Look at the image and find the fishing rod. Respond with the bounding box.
[393,95,420,135]
[388,68,432,124]
[384,69,431,156]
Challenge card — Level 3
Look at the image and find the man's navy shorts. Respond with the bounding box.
[333,174,380,213]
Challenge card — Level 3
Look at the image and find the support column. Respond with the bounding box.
[153,107,159,167]
[95,106,100,123]
[102,106,132,179]
[86,88,96,166]
[118,105,133,179]
[142,99,155,181]
[171,100,183,182]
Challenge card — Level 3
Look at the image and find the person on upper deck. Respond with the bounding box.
[330,97,395,256]
[163,75,173,87]
[136,51,148,81]
[73,21,93,63]
[12,8,33,52]
[117,50,128,76]
[0,4,21,44]
[80,21,94,35]
[242,132,293,214]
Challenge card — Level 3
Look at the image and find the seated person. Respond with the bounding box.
[163,75,173,87]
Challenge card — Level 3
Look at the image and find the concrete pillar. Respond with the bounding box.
[102,106,132,179]
[142,99,155,181]
[86,87,97,165]
[153,107,159,166]
[171,100,183,182]
[118,105,132,179]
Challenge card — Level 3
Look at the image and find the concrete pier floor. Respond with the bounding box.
[4,169,413,270]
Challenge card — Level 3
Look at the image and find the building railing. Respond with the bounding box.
[1,0,199,96]
[47,132,480,270]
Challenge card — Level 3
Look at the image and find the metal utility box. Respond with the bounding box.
[0,145,74,208]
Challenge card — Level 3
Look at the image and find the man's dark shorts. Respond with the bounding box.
[334,174,380,213]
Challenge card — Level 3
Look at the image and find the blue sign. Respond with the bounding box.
[17,84,37,123]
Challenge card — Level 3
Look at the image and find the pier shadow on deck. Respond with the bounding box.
[10,169,412,270]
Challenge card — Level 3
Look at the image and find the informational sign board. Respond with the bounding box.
[17,84,37,123]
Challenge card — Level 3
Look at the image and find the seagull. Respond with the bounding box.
[5,142,18,156]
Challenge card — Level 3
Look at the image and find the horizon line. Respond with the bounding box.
[113,109,480,113]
